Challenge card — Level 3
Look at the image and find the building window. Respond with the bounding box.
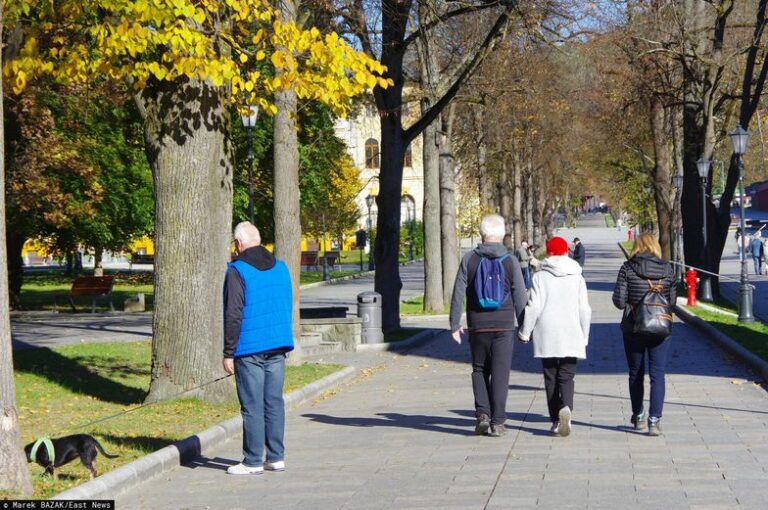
[365,138,380,169]
[403,144,412,168]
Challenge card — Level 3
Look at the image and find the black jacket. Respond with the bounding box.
[223,246,277,358]
[612,253,676,331]
[449,243,528,332]
[572,243,585,266]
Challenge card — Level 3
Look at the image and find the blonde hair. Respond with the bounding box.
[631,233,662,259]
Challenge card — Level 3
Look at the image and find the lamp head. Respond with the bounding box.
[240,105,259,129]
[696,156,711,179]
[730,125,749,156]
[365,194,374,208]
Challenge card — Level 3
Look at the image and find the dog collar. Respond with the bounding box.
[30,437,54,463]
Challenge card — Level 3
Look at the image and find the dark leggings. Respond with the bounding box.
[542,357,578,423]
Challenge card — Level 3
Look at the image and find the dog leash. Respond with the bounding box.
[30,436,55,463]
[62,373,233,435]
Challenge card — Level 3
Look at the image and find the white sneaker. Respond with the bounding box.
[558,406,572,437]
[265,460,285,472]
[550,422,560,435]
[227,463,264,475]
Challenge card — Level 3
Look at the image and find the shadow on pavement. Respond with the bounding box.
[101,433,174,454]
[302,412,477,436]
[184,456,238,471]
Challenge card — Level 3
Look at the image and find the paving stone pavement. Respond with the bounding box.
[115,216,768,509]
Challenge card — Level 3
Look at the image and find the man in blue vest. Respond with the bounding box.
[223,222,294,475]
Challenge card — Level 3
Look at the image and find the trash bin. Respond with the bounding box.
[357,291,384,343]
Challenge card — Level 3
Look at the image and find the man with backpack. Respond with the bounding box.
[449,214,527,437]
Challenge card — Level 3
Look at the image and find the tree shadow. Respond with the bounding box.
[302,412,477,436]
[99,433,173,454]
[14,347,147,405]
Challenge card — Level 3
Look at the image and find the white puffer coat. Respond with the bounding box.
[518,255,591,359]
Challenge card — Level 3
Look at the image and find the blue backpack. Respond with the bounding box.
[473,253,511,310]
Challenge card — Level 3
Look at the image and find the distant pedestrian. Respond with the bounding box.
[516,241,532,289]
[449,214,527,438]
[223,221,294,475]
[628,229,633,242]
[518,237,591,437]
[571,238,585,267]
[612,233,675,436]
[763,238,768,275]
[735,227,743,256]
[529,245,541,273]
[750,235,764,274]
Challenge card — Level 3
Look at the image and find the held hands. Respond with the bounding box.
[222,357,235,375]
[517,334,530,344]
[451,327,465,344]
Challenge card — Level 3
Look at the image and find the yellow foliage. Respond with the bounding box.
[3,0,393,116]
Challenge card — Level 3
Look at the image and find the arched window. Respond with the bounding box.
[365,138,380,169]
[403,144,412,168]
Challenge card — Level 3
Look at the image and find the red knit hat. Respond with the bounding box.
[546,236,569,256]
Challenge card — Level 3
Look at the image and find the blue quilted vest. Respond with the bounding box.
[229,259,294,357]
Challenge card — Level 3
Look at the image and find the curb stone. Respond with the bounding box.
[51,365,358,501]
[355,328,443,352]
[674,304,768,382]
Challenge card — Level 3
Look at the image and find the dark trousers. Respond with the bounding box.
[623,334,671,419]
[542,357,577,423]
[469,330,514,425]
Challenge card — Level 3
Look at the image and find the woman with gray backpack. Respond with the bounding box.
[612,233,676,436]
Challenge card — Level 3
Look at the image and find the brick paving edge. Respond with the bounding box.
[674,305,768,382]
[51,365,359,501]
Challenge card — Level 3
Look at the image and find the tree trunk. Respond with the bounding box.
[0,12,34,491]
[525,167,534,244]
[94,246,103,271]
[273,0,302,358]
[474,107,492,211]
[512,152,523,245]
[439,105,459,304]
[650,98,674,260]
[5,227,24,310]
[420,107,443,312]
[143,79,233,403]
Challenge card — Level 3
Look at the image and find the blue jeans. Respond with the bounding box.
[235,352,286,467]
[753,256,762,274]
[623,334,670,420]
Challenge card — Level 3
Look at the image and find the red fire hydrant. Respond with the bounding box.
[628,229,633,242]
[685,268,699,307]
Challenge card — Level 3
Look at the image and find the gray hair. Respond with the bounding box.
[234,221,261,245]
[479,214,505,240]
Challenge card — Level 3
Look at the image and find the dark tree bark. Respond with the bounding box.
[0,12,34,493]
[649,98,674,260]
[5,228,24,309]
[142,78,233,403]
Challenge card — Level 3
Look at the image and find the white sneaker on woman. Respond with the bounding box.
[558,406,572,437]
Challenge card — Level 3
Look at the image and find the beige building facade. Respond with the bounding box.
[334,102,424,230]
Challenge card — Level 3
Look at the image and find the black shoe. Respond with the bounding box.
[648,418,662,436]
[631,412,646,431]
[488,424,506,437]
[475,414,490,436]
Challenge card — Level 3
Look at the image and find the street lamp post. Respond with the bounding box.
[240,105,259,224]
[366,194,375,271]
[730,125,754,322]
[696,156,714,302]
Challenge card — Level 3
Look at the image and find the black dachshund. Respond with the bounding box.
[25,434,118,479]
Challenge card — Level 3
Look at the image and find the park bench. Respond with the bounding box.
[130,253,154,265]
[301,251,319,271]
[323,251,341,270]
[55,276,115,313]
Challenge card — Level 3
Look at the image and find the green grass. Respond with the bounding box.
[299,270,360,284]
[14,341,342,498]
[400,295,450,315]
[604,213,616,228]
[686,305,768,362]
[384,327,430,343]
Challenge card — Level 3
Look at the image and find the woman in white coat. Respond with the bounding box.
[518,236,591,436]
